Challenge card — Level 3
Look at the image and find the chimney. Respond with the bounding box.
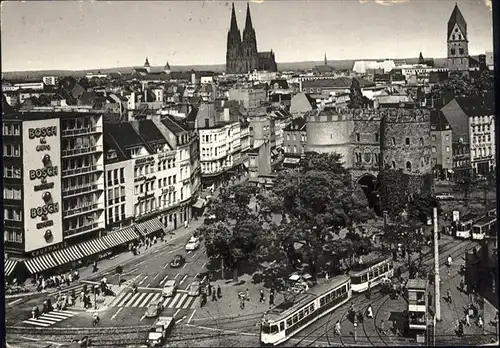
[204,119,209,128]
[223,108,230,122]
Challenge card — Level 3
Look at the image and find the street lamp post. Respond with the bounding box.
[354,316,358,342]
[94,286,97,310]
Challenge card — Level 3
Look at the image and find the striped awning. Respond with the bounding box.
[4,259,18,277]
[77,238,108,257]
[102,227,139,248]
[135,218,164,237]
[24,254,59,274]
[50,244,85,266]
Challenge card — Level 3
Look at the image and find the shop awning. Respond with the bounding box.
[102,227,139,248]
[5,259,19,277]
[77,238,108,257]
[192,198,206,209]
[135,218,164,236]
[24,254,59,275]
[50,245,85,266]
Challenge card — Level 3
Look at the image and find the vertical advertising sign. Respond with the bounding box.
[23,118,63,252]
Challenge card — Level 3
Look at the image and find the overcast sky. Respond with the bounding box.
[1,0,494,71]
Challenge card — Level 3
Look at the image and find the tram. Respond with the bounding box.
[454,214,474,239]
[472,215,497,240]
[349,257,394,293]
[260,275,351,346]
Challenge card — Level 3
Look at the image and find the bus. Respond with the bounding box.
[349,257,394,293]
[472,216,497,240]
[260,275,351,346]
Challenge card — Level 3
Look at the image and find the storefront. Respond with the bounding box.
[135,217,165,239]
[22,226,141,277]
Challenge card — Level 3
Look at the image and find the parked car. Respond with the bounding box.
[185,237,200,251]
[170,255,186,268]
[436,193,454,201]
[145,300,164,318]
[162,280,177,298]
[187,281,201,296]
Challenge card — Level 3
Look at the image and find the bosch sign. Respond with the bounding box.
[28,126,57,139]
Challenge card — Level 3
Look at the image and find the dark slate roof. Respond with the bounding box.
[302,77,375,89]
[469,56,480,67]
[270,79,289,89]
[430,110,451,131]
[135,120,168,145]
[2,94,16,113]
[284,117,306,131]
[105,122,145,149]
[429,71,449,83]
[162,116,186,134]
[103,133,129,162]
[305,93,318,109]
[313,65,335,74]
[456,96,494,117]
[448,4,467,40]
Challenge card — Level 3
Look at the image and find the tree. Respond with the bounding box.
[406,193,440,224]
[378,168,407,218]
[454,168,474,207]
[300,152,349,175]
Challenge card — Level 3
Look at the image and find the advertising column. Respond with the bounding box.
[23,119,63,252]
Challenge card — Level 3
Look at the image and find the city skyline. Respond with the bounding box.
[1,0,494,72]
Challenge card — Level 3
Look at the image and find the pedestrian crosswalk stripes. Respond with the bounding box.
[23,310,77,327]
[110,291,197,309]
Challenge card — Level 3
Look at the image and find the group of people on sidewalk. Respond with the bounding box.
[200,282,222,307]
[332,303,375,337]
[36,270,80,292]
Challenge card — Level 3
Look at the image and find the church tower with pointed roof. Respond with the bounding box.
[225,2,277,74]
[447,3,469,74]
[164,62,171,75]
[144,57,151,73]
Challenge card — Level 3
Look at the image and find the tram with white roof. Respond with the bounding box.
[260,275,351,346]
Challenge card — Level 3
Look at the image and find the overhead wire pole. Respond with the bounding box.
[433,207,441,321]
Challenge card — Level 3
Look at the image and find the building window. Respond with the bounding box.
[459,48,464,55]
[446,158,451,164]
[391,161,396,169]
[432,135,436,142]
[405,138,410,145]
[451,48,456,55]
[445,135,450,141]
[406,161,412,171]
[392,137,396,146]
[355,152,362,164]
[356,133,360,142]
[446,146,450,152]
[375,133,379,142]
[432,146,437,153]
[3,143,20,157]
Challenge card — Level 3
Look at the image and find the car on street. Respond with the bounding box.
[185,237,200,251]
[146,316,175,347]
[162,280,177,298]
[187,281,201,296]
[436,193,454,201]
[145,300,164,318]
[169,254,186,268]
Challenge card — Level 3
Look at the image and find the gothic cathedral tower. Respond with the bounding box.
[226,3,243,74]
[447,3,469,74]
[241,2,259,73]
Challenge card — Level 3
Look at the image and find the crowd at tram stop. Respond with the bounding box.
[31,277,115,319]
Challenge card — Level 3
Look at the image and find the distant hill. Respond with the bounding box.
[2,56,457,81]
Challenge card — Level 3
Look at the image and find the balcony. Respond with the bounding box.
[62,183,104,198]
[62,165,102,177]
[62,145,102,158]
[63,203,104,218]
[64,222,102,238]
[61,126,102,137]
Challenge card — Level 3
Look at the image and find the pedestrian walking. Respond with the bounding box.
[92,261,98,273]
[380,320,387,335]
[260,289,265,303]
[366,304,373,318]
[446,289,452,303]
[465,313,471,326]
[184,220,188,229]
[325,272,329,280]
[217,285,221,298]
[246,289,250,300]
[208,283,212,296]
[240,297,245,309]
[478,316,484,328]
[212,290,217,301]
[460,279,465,292]
[334,320,341,336]
[269,292,275,306]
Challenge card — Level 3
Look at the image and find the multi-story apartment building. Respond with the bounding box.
[194,102,243,189]
[42,76,60,86]
[430,110,453,180]
[283,117,307,155]
[228,88,267,110]
[3,106,106,261]
[441,95,495,178]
